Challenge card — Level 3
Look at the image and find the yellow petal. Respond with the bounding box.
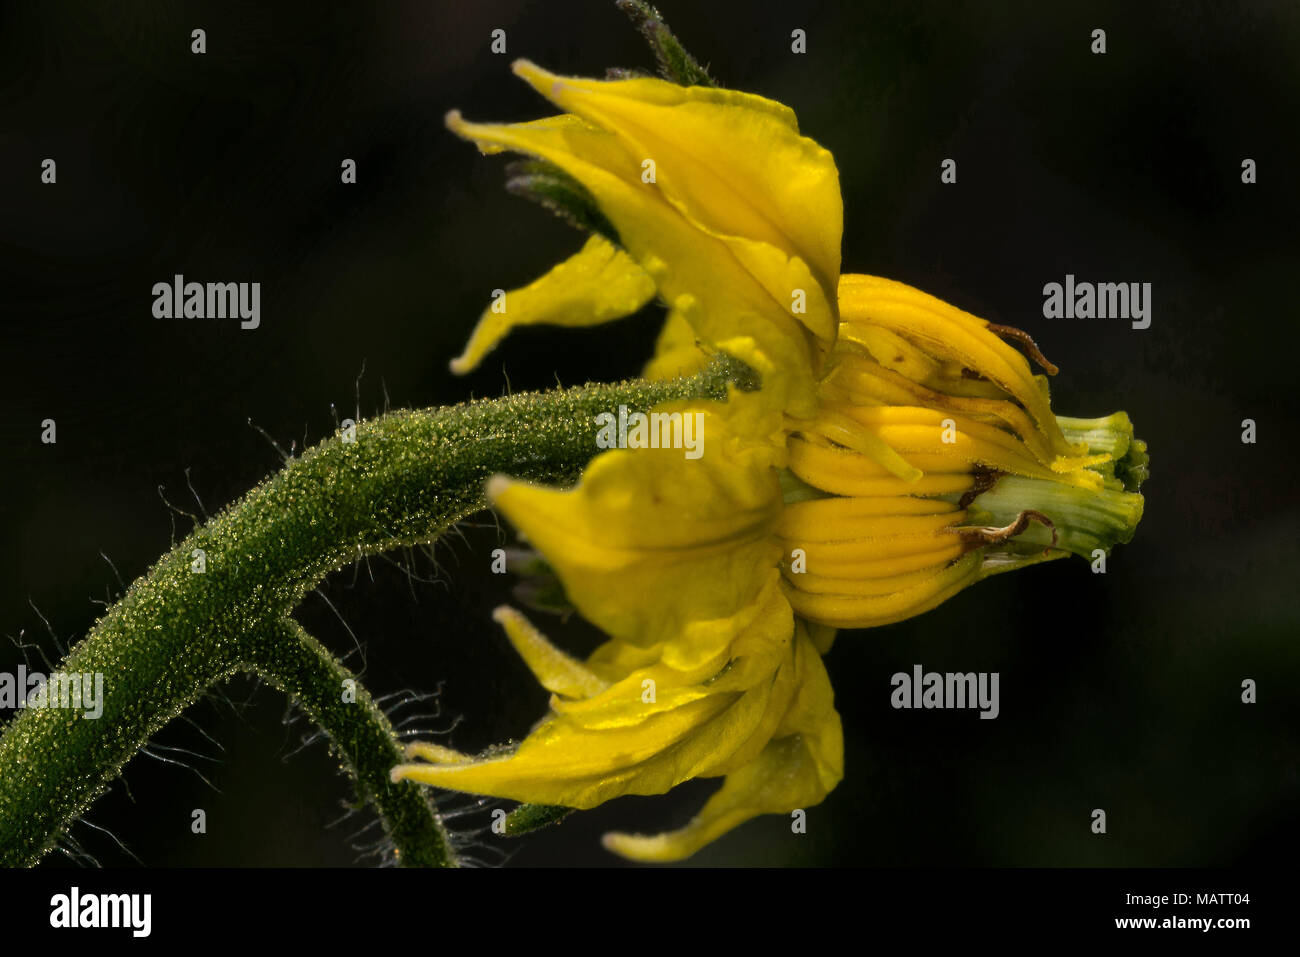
[446,109,822,414]
[391,601,803,809]
[488,395,786,652]
[391,689,739,808]
[492,605,607,699]
[643,307,709,381]
[512,60,843,338]
[603,630,843,861]
[581,575,793,687]
[450,234,656,374]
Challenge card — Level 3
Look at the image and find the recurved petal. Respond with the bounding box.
[450,234,656,374]
[602,629,843,862]
[446,109,822,415]
[389,631,794,809]
[491,605,608,699]
[512,59,843,326]
[390,596,812,813]
[390,684,741,808]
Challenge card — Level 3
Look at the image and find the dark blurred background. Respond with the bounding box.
[1,0,1297,867]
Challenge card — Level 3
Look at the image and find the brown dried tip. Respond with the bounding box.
[957,468,1002,510]
[987,323,1059,375]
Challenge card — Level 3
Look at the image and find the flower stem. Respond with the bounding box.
[248,618,451,867]
[0,360,747,867]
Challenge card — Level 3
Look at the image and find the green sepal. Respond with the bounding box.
[505,159,620,244]
[503,802,574,836]
[616,0,717,87]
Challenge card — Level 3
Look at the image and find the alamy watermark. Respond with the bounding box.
[890,664,999,719]
[595,405,704,459]
[152,274,260,329]
[1042,274,1151,329]
[50,887,151,937]
[0,666,104,719]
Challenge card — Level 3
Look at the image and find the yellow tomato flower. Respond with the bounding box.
[392,59,1146,862]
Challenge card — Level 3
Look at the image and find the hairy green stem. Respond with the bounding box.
[249,619,450,867]
[0,361,745,867]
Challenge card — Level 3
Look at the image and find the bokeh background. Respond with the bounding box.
[2,0,1297,866]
